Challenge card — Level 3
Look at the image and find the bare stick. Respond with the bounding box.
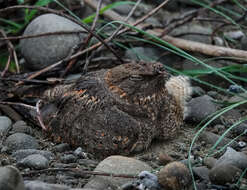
[22,167,137,179]
[0,101,36,110]
[0,30,87,41]
[62,0,103,76]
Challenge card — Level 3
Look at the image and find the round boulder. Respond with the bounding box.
[20,13,87,70]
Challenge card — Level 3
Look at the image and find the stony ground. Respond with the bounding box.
[0,0,247,190]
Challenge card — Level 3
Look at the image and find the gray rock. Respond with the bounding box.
[216,147,247,170]
[171,23,212,44]
[73,147,87,159]
[113,3,133,15]
[60,154,77,164]
[192,166,210,181]
[203,157,217,169]
[213,37,224,46]
[0,116,12,136]
[24,180,85,190]
[12,120,26,128]
[207,91,220,99]
[12,149,54,161]
[53,143,71,152]
[20,14,86,70]
[17,154,49,169]
[227,93,247,110]
[4,133,39,152]
[138,171,162,190]
[191,86,206,97]
[125,47,165,62]
[186,95,218,123]
[0,166,25,190]
[11,121,34,135]
[209,163,242,185]
[199,131,239,149]
[224,30,244,40]
[84,155,152,190]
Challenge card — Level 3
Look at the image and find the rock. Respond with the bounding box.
[186,95,218,123]
[136,171,162,190]
[113,3,133,15]
[53,143,71,152]
[158,161,191,190]
[12,149,54,161]
[158,152,174,165]
[228,84,244,93]
[0,166,25,190]
[170,23,212,44]
[227,93,247,110]
[220,108,241,127]
[4,133,39,152]
[216,147,247,170]
[11,121,34,135]
[60,154,77,164]
[124,47,165,62]
[84,155,152,190]
[191,86,206,97]
[213,124,226,135]
[24,180,85,190]
[122,171,162,190]
[73,147,87,159]
[213,37,224,46]
[0,116,12,136]
[17,154,49,169]
[203,157,217,169]
[192,166,210,181]
[209,163,242,185]
[20,14,86,70]
[207,91,220,99]
[224,30,244,40]
[198,131,239,149]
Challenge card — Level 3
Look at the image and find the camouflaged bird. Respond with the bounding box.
[32,61,191,157]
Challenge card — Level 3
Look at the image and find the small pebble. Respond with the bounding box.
[158,161,191,190]
[203,157,217,169]
[4,133,39,152]
[17,154,49,170]
[0,116,12,135]
[60,154,77,164]
[158,153,174,165]
[53,143,71,153]
[73,147,87,159]
[209,164,242,185]
[12,149,54,161]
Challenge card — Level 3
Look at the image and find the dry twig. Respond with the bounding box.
[22,167,137,179]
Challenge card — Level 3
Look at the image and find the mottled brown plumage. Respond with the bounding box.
[40,61,187,157]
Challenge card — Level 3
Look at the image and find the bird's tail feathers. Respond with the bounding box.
[165,75,192,119]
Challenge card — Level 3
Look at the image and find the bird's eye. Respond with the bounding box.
[130,75,143,81]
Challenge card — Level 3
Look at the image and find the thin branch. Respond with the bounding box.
[62,0,103,77]
[0,30,87,41]
[22,167,137,179]
[0,101,36,110]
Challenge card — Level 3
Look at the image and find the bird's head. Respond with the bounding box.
[104,61,169,100]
